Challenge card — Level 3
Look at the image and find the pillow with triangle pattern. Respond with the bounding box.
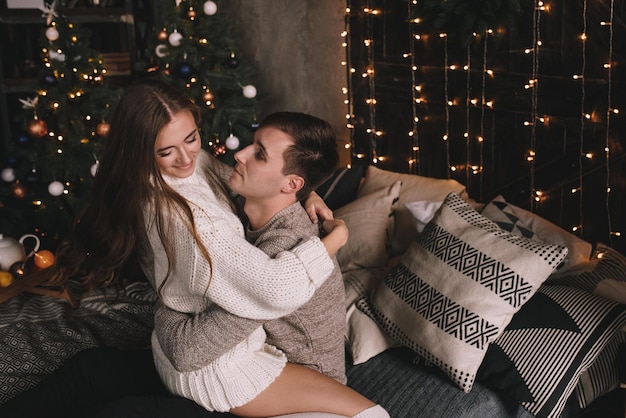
[480,195,592,272]
[476,284,626,418]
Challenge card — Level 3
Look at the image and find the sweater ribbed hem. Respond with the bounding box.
[152,330,287,412]
[291,237,335,288]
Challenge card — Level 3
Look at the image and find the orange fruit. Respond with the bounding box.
[34,250,55,269]
[0,271,14,287]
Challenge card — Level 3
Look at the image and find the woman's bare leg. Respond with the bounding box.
[230,363,376,418]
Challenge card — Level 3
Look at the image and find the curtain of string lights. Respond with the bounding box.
[341,0,623,252]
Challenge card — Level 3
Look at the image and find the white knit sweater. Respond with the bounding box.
[145,154,335,412]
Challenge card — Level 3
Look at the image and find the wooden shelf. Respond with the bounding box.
[0,8,133,24]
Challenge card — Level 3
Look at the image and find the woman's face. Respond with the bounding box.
[154,110,201,179]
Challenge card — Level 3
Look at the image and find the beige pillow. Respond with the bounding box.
[357,166,466,256]
[335,180,401,272]
[343,267,397,365]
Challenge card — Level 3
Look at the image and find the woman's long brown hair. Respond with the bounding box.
[9,78,211,297]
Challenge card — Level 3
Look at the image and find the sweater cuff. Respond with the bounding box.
[291,236,335,287]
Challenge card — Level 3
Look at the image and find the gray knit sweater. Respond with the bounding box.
[155,200,347,384]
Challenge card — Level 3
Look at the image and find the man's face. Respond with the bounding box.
[228,125,294,201]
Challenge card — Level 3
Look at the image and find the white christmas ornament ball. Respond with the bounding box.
[45,27,59,41]
[203,1,217,15]
[225,134,240,150]
[90,162,99,177]
[1,168,16,182]
[48,181,64,196]
[168,31,183,47]
[242,85,257,99]
[155,44,168,58]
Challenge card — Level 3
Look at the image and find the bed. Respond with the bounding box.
[1,165,624,418]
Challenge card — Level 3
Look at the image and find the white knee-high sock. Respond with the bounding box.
[352,404,390,418]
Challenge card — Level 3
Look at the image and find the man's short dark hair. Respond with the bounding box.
[258,112,339,201]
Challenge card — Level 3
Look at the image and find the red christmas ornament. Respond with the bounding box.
[212,144,227,156]
[11,182,28,199]
[27,119,49,138]
[96,121,111,136]
[33,250,55,269]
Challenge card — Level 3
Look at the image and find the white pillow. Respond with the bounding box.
[404,200,443,233]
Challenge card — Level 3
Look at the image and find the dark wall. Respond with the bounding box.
[223,0,351,164]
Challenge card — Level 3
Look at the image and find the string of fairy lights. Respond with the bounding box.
[604,0,617,246]
[341,0,622,244]
[406,1,420,175]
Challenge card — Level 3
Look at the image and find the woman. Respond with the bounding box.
[13,78,386,418]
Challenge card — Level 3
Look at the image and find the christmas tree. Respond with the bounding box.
[0,1,122,252]
[0,0,260,257]
[136,0,260,164]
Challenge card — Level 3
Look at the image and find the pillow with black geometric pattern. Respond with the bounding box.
[357,192,568,393]
[546,242,626,304]
[476,284,626,418]
[480,195,592,272]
